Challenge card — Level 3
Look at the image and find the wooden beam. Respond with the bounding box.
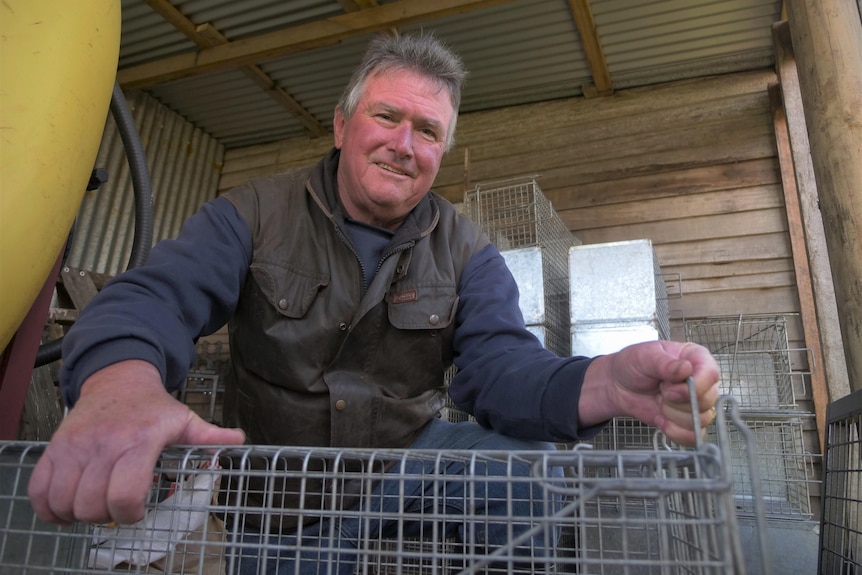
[785,0,862,393]
[769,82,829,454]
[59,267,99,311]
[337,0,363,10]
[196,25,328,138]
[120,0,513,90]
[772,20,850,403]
[567,0,613,96]
[142,0,198,37]
[142,0,327,138]
[339,0,388,10]
[337,0,398,38]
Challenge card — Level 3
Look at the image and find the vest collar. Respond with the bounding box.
[308,148,440,245]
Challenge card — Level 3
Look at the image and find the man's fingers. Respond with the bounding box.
[72,454,116,524]
[657,418,708,447]
[659,376,720,442]
[660,378,720,412]
[28,456,71,525]
[45,455,89,525]
[657,401,712,447]
[180,413,246,446]
[105,449,163,524]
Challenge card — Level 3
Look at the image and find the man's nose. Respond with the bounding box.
[389,122,414,156]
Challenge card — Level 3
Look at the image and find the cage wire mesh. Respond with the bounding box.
[686,314,816,523]
[464,176,577,359]
[180,373,224,425]
[0,401,769,575]
[652,260,672,343]
[684,314,806,411]
[818,388,862,574]
[445,177,577,428]
[438,367,474,425]
[192,339,230,375]
[180,338,231,425]
[705,416,814,519]
[583,417,658,452]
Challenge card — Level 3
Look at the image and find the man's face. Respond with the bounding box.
[333,68,455,230]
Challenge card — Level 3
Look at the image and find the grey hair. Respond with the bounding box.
[336,33,468,151]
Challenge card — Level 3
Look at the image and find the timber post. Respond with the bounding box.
[785,0,862,393]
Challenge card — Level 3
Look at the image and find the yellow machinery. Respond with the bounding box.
[0,0,121,351]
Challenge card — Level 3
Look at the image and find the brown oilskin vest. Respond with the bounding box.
[219,152,489,531]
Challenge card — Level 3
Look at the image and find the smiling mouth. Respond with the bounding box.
[376,162,408,176]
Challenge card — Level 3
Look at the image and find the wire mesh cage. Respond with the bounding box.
[193,339,230,374]
[706,415,814,519]
[818,388,862,574]
[684,315,804,411]
[180,372,224,425]
[0,400,769,575]
[463,177,575,255]
[582,417,658,452]
[181,337,231,424]
[687,314,817,526]
[464,177,577,358]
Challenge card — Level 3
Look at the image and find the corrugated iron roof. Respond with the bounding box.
[118,0,782,149]
[595,0,780,87]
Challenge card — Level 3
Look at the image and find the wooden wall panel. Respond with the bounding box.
[219,137,332,192]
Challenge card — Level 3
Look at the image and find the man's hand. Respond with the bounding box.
[579,341,720,446]
[28,360,245,525]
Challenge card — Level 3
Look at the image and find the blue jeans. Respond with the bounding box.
[227,418,562,574]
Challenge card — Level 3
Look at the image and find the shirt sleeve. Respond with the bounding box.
[448,243,605,442]
[59,196,253,407]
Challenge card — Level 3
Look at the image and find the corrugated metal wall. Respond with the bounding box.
[66,91,224,276]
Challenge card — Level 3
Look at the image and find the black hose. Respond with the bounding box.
[110,80,154,269]
[34,82,154,367]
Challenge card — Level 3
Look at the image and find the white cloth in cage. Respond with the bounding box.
[87,468,217,569]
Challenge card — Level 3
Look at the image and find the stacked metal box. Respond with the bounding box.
[500,246,571,355]
[567,239,671,450]
[464,177,579,358]
[569,239,670,357]
[687,314,816,519]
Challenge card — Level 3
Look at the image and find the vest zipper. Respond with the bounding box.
[331,222,370,295]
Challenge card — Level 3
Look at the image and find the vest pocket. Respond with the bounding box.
[250,262,330,318]
[387,283,458,330]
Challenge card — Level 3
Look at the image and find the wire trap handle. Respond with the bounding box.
[715,394,774,575]
[687,375,703,450]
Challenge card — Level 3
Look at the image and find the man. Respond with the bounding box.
[28,33,719,571]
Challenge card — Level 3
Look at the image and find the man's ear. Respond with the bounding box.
[333,107,345,149]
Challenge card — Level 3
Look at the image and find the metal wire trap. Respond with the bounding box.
[1,399,768,575]
[463,176,577,358]
[818,388,862,574]
[685,314,810,411]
